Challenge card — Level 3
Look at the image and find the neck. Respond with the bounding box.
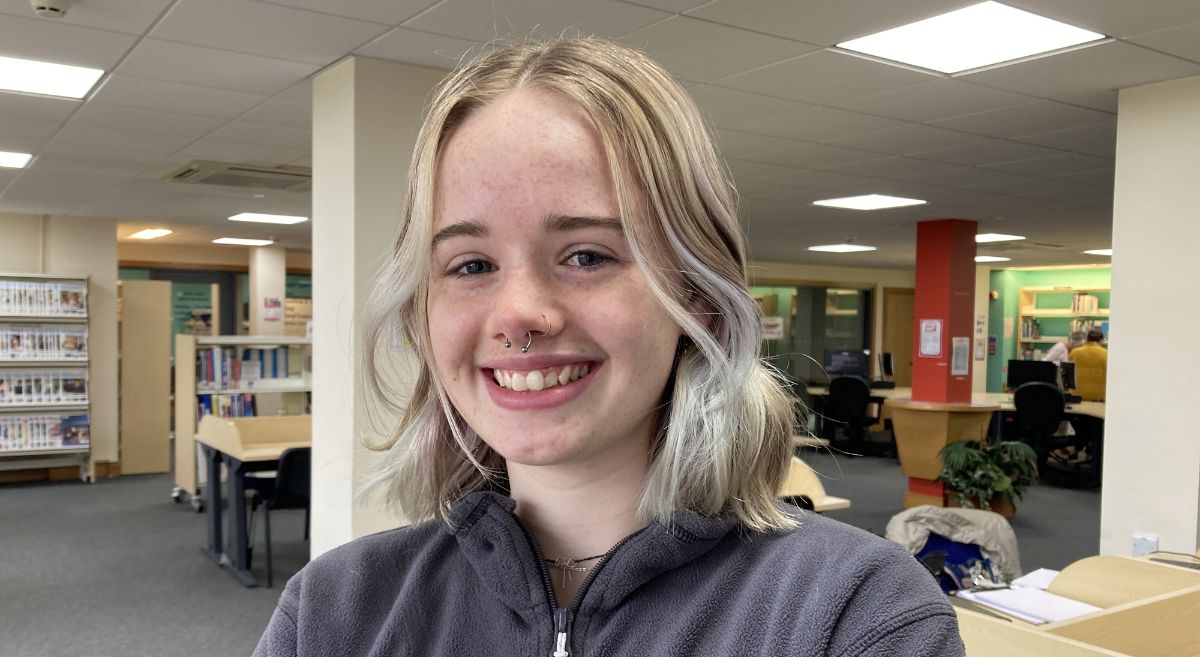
[507,441,651,568]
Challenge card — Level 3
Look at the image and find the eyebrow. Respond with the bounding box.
[432,215,623,248]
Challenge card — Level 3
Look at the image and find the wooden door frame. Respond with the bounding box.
[882,287,915,384]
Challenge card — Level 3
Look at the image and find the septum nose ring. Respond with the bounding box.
[503,314,553,353]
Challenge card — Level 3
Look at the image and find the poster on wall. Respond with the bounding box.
[951,337,971,376]
[263,296,283,322]
[919,319,943,357]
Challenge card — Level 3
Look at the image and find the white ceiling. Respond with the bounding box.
[1,0,1199,268]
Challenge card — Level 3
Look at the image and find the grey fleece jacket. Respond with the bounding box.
[254,492,963,657]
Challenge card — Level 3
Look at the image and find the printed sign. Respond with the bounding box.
[761,316,785,340]
[263,296,283,322]
[951,337,970,376]
[919,319,943,358]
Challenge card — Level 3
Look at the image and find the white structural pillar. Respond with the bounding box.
[311,56,445,557]
[1101,75,1200,556]
[249,245,286,336]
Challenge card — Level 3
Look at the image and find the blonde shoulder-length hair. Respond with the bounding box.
[362,36,797,532]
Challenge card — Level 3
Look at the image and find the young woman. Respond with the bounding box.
[254,37,962,657]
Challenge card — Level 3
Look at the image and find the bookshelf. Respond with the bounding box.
[173,334,312,509]
[0,273,92,481]
[1017,286,1111,360]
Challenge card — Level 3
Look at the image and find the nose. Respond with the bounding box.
[490,265,561,351]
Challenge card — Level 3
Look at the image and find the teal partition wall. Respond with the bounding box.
[986,266,1112,392]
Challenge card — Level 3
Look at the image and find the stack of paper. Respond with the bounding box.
[957,587,1101,624]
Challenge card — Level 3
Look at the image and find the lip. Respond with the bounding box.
[483,360,601,411]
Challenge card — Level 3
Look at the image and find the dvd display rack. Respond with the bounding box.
[0,273,92,481]
[173,334,312,510]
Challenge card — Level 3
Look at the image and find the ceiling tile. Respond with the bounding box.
[714,129,791,160]
[1003,0,1200,38]
[1018,122,1117,157]
[404,0,669,42]
[827,124,990,156]
[353,27,480,70]
[1047,167,1115,188]
[207,121,310,150]
[687,0,971,45]
[53,123,196,156]
[255,0,435,25]
[716,49,936,105]
[117,39,319,95]
[728,105,907,143]
[90,75,271,119]
[620,15,818,83]
[0,0,174,35]
[240,96,312,129]
[152,0,391,66]
[820,156,960,179]
[963,41,1200,103]
[0,135,51,156]
[1053,90,1119,113]
[916,139,1063,166]
[0,12,137,69]
[25,153,158,178]
[982,153,1113,177]
[756,168,876,190]
[724,159,803,184]
[0,93,79,123]
[1128,21,1200,64]
[0,116,61,141]
[38,141,167,169]
[894,164,1025,188]
[742,141,883,169]
[620,0,713,12]
[70,104,226,138]
[928,101,1112,139]
[179,138,309,165]
[688,85,809,129]
[831,79,1032,122]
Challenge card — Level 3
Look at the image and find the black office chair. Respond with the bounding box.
[826,376,893,457]
[1012,382,1089,485]
[245,447,311,588]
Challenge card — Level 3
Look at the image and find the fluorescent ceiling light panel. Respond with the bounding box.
[0,55,104,99]
[213,237,275,246]
[0,150,33,168]
[228,212,309,225]
[129,228,174,240]
[1083,248,1112,256]
[812,194,926,210]
[837,1,1105,74]
[808,244,878,253]
[975,233,1025,243]
[975,255,1011,262]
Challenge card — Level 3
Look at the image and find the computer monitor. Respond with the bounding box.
[1058,362,1077,390]
[824,349,870,378]
[1006,359,1058,390]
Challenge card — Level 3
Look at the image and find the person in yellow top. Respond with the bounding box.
[1069,329,1108,401]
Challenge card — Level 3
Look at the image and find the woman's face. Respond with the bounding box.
[427,88,682,470]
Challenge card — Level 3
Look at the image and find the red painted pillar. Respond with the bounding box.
[912,219,977,403]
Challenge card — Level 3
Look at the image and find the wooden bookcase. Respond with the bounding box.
[1017,286,1111,359]
[172,334,312,509]
[0,272,93,482]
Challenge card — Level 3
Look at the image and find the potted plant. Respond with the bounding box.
[937,439,1038,517]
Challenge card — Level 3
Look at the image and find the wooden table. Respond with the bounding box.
[778,455,851,512]
[195,415,311,587]
[805,385,1106,419]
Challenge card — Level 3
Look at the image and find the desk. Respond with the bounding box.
[779,456,851,512]
[195,415,311,587]
[805,386,1105,419]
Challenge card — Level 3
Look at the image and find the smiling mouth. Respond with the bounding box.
[488,362,594,391]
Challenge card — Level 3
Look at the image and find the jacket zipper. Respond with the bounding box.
[514,515,647,657]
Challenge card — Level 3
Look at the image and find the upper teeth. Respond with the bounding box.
[494,364,589,391]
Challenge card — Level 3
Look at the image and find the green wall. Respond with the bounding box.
[986,266,1111,392]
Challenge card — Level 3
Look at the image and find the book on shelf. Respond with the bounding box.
[1071,293,1100,314]
[0,413,90,452]
[0,369,88,405]
[1020,318,1041,340]
[1069,319,1103,334]
[195,345,299,391]
[196,393,256,421]
[0,279,87,317]
[0,324,88,360]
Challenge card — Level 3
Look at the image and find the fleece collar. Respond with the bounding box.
[444,491,738,615]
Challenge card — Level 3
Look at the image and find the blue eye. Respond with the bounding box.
[453,260,494,276]
[566,250,608,268]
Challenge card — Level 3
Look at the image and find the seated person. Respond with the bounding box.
[1042,330,1085,365]
[1069,329,1108,402]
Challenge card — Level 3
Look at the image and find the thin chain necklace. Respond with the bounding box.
[545,553,605,589]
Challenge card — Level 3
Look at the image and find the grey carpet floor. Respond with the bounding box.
[0,456,1100,657]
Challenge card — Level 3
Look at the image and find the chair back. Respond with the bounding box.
[827,376,871,426]
[272,447,311,510]
[1013,382,1065,438]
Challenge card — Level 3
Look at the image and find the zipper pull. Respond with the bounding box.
[552,608,572,657]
